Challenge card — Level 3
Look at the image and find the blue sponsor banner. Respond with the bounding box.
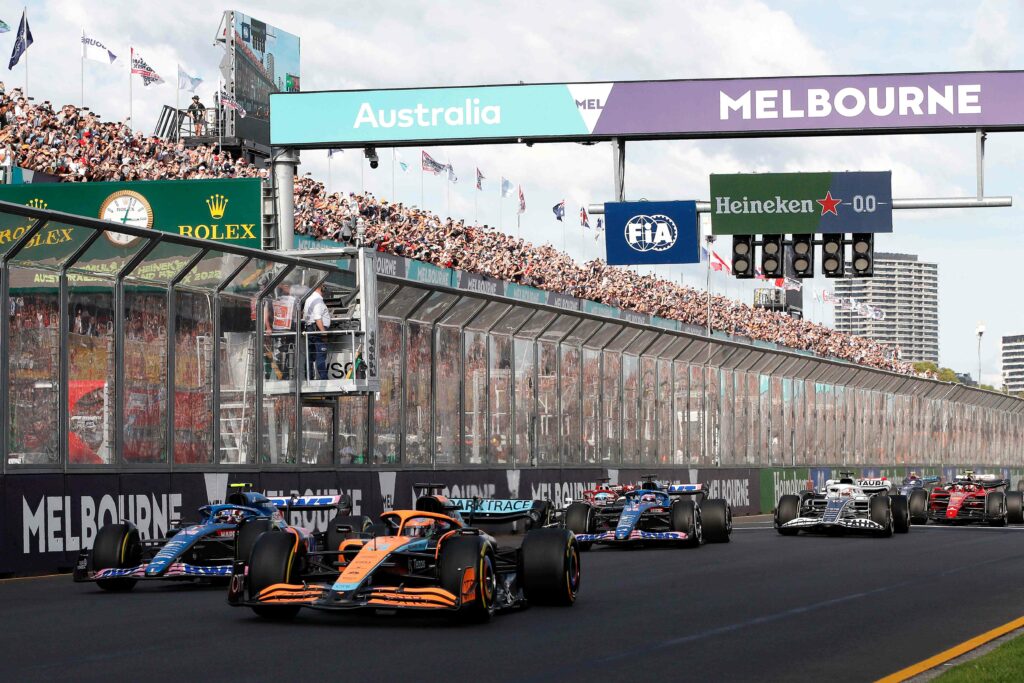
[604,201,699,266]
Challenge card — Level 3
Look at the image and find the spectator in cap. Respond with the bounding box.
[187,95,206,136]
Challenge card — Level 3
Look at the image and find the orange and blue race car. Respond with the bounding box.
[227,487,579,622]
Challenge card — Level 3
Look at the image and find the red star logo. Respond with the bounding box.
[817,191,842,216]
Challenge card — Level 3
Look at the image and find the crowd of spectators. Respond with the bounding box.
[0,86,912,375]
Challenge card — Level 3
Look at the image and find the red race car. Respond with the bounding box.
[925,471,1024,526]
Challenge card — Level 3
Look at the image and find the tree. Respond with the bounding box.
[913,361,938,374]
[936,368,959,383]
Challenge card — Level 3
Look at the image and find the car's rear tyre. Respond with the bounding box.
[775,495,801,536]
[1006,492,1024,524]
[248,530,301,619]
[438,535,496,622]
[891,495,910,534]
[564,502,594,550]
[700,499,732,543]
[870,496,894,537]
[520,528,580,607]
[234,518,272,565]
[670,499,702,548]
[92,523,142,592]
[986,491,1007,527]
[908,489,929,525]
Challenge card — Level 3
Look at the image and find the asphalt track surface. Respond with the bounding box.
[6,521,1024,683]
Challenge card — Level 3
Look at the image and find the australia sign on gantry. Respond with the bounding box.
[271,71,1024,147]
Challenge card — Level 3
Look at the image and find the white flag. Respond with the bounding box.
[81,31,116,64]
[130,48,164,86]
[177,65,202,92]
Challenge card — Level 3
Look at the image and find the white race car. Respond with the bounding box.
[774,473,909,537]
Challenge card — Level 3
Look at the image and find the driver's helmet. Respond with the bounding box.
[594,491,615,504]
[640,493,658,503]
[402,517,439,538]
[215,508,244,524]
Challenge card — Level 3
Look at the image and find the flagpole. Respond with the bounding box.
[128,48,133,131]
[391,148,396,201]
[328,153,332,195]
[81,30,85,108]
[175,65,180,143]
[218,80,223,155]
[445,156,450,216]
[419,155,424,209]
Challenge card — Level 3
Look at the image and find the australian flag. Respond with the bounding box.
[7,10,32,70]
[553,200,565,222]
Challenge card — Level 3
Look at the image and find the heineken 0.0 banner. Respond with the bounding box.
[710,171,892,235]
[0,178,263,249]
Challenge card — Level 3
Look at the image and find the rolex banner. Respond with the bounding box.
[0,178,262,249]
[709,171,893,235]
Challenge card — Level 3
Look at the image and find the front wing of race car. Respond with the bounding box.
[575,530,691,543]
[235,580,468,613]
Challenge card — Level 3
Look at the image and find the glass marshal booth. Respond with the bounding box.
[0,201,378,470]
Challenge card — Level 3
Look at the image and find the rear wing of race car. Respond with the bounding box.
[667,484,709,501]
[413,483,552,527]
[953,473,1009,489]
[265,494,353,512]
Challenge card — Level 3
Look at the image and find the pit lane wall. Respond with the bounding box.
[6,465,1024,574]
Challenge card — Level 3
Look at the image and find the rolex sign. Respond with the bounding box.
[0,178,263,249]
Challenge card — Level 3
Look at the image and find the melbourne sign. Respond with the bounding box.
[709,172,893,235]
[0,177,262,249]
[271,71,1024,147]
[604,201,699,266]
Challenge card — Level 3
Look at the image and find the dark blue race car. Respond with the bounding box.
[74,488,354,591]
[562,478,732,550]
[899,474,940,524]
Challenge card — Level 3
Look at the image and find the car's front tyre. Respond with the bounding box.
[91,523,142,592]
[775,495,801,536]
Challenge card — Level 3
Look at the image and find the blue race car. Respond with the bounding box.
[74,487,354,591]
[562,478,732,550]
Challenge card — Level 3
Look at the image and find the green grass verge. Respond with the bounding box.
[933,632,1024,682]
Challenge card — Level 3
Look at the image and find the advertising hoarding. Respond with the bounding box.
[231,11,301,146]
[271,71,1024,147]
[0,178,263,249]
[710,171,893,235]
[603,201,700,266]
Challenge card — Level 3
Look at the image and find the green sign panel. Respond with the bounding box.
[759,467,810,513]
[0,177,263,249]
[710,171,892,235]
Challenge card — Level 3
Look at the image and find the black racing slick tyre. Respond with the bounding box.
[908,489,929,525]
[234,518,272,565]
[247,530,301,620]
[891,495,910,534]
[564,502,594,550]
[439,535,496,622]
[91,523,142,592]
[870,496,894,537]
[775,495,801,536]
[701,499,732,543]
[520,528,580,607]
[1006,492,1024,525]
[986,492,1008,527]
[670,499,702,548]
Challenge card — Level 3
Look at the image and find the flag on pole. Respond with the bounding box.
[82,32,117,64]
[500,177,513,197]
[703,247,731,273]
[446,163,457,183]
[476,167,485,191]
[0,20,10,33]
[327,148,344,158]
[8,10,32,70]
[579,206,590,228]
[177,65,202,92]
[130,48,164,86]
[552,200,565,222]
[421,150,446,175]
[219,90,246,117]
[395,151,408,172]
[596,217,603,230]
[517,185,526,215]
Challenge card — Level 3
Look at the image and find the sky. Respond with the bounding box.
[4,0,1024,385]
